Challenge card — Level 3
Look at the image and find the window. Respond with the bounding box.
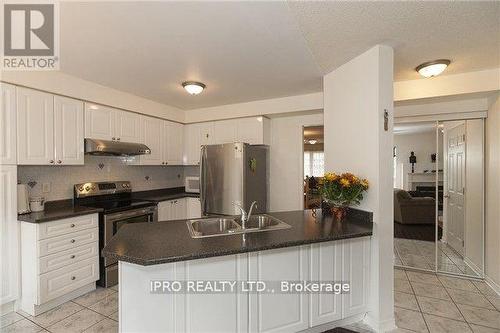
[304,151,324,178]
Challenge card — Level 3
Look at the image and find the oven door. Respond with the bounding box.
[103,206,157,267]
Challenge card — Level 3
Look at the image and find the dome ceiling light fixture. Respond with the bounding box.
[182,81,206,95]
[308,139,317,145]
[415,59,451,78]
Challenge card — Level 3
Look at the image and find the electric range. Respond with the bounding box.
[74,181,158,287]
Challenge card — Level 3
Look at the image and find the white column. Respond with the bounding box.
[323,45,395,331]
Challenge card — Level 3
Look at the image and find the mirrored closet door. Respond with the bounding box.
[393,118,485,278]
[437,119,484,278]
[393,121,438,271]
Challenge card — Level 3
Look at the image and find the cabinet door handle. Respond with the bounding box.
[57,160,62,164]
[70,223,75,228]
[70,239,75,243]
[161,162,165,165]
[165,161,168,165]
[71,276,76,280]
[112,137,116,141]
[49,160,54,164]
[117,138,120,141]
[70,255,75,259]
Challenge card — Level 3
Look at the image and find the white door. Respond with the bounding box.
[0,165,19,305]
[445,124,466,255]
[165,121,184,165]
[54,96,84,165]
[198,122,215,146]
[186,198,201,219]
[249,246,309,333]
[84,104,115,140]
[184,124,201,165]
[115,110,141,143]
[0,83,17,164]
[17,88,55,165]
[141,116,163,165]
[174,198,186,219]
[342,237,370,317]
[310,242,342,326]
[214,119,237,144]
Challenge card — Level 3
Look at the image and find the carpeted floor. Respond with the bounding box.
[394,221,442,242]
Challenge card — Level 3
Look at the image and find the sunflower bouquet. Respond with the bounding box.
[319,172,369,220]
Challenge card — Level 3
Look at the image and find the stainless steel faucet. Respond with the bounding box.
[233,201,258,229]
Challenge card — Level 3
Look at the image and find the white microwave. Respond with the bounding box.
[185,176,200,193]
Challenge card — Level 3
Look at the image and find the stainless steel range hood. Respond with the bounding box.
[84,138,151,156]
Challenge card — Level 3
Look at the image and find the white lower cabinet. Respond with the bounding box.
[249,246,310,333]
[20,214,100,316]
[119,237,371,333]
[309,241,343,326]
[186,197,201,219]
[158,198,187,221]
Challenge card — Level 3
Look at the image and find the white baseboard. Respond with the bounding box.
[298,313,365,333]
[21,282,95,316]
[0,301,15,316]
[364,313,397,332]
[484,275,500,297]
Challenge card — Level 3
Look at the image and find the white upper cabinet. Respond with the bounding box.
[115,110,142,143]
[54,96,84,165]
[214,119,237,144]
[18,88,84,166]
[85,103,141,143]
[140,116,163,165]
[0,83,17,165]
[165,121,183,165]
[17,88,55,165]
[84,104,114,141]
[184,122,214,165]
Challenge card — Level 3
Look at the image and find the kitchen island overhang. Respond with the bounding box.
[103,209,374,333]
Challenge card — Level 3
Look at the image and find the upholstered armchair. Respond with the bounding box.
[394,189,435,225]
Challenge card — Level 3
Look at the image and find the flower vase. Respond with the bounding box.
[330,206,348,221]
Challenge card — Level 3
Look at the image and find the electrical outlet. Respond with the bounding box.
[42,183,51,193]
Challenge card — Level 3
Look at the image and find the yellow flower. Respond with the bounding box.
[361,179,369,189]
[340,178,350,187]
[324,172,337,182]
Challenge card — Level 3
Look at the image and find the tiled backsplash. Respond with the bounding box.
[18,156,184,201]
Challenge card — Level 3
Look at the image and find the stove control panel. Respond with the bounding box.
[74,181,132,198]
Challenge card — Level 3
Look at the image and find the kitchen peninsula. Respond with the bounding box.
[103,209,373,332]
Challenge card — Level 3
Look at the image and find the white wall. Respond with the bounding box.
[485,93,500,288]
[323,45,395,331]
[1,71,185,122]
[269,113,323,212]
[394,130,443,190]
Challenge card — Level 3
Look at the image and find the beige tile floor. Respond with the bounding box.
[0,286,118,333]
[394,238,481,277]
[1,268,498,333]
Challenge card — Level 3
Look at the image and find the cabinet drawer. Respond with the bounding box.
[38,214,98,240]
[39,257,99,304]
[39,242,98,274]
[38,228,98,257]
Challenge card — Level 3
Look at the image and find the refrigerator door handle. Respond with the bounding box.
[199,145,206,216]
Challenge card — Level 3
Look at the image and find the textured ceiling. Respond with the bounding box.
[287,1,500,81]
[59,1,322,110]
[58,1,499,110]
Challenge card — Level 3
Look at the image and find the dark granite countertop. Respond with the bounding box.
[18,200,103,223]
[102,209,373,266]
[131,187,199,202]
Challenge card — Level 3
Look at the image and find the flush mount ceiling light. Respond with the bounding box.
[182,81,206,95]
[308,139,317,145]
[415,59,451,78]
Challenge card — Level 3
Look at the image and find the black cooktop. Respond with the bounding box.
[78,199,156,214]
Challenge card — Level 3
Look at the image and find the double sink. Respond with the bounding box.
[187,214,291,238]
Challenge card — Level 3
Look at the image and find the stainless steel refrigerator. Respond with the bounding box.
[200,142,268,216]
